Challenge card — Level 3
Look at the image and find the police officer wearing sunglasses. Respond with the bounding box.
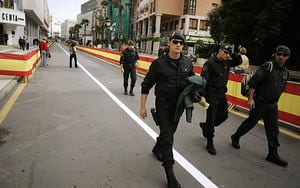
[120,40,139,96]
[140,31,205,188]
[231,45,290,167]
[199,43,242,155]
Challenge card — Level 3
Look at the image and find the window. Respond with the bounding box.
[169,21,174,31]
[150,0,156,13]
[189,18,197,30]
[175,20,179,30]
[184,0,196,15]
[200,20,208,31]
[181,19,185,29]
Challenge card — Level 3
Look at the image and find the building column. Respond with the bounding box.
[136,21,141,39]
[146,17,153,54]
[183,17,189,36]
[141,19,147,53]
[153,14,162,55]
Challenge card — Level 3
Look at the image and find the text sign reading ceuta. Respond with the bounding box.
[0,8,26,26]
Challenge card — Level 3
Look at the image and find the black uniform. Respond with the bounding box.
[141,53,194,167]
[234,60,289,148]
[200,53,242,139]
[120,48,139,91]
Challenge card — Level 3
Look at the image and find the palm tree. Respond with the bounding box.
[69,27,76,40]
[97,15,106,42]
[81,19,89,45]
[101,0,123,46]
[74,24,82,41]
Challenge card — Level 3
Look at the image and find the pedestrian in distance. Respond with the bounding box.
[140,31,206,188]
[39,37,49,67]
[3,33,8,45]
[69,42,78,68]
[19,36,25,51]
[18,36,22,49]
[119,43,126,52]
[120,40,139,96]
[231,45,290,167]
[22,36,26,51]
[199,43,242,155]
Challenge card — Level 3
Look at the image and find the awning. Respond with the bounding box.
[189,36,214,43]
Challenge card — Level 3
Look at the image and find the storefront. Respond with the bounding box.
[0,7,26,45]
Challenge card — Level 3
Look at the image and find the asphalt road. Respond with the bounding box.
[0,43,299,188]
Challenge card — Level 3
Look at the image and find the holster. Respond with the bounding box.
[151,108,159,126]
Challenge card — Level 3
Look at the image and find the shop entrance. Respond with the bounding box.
[0,25,4,45]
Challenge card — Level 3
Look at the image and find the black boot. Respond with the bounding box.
[199,122,205,137]
[231,134,240,149]
[124,88,128,95]
[152,138,163,162]
[164,167,181,188]
[266,147,288,167]
[129,89,134,96]
[206,138,216,155]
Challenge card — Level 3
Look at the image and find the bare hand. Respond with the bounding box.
[199,97,206,107]
[248,99,255,110]
[140,108,147,119]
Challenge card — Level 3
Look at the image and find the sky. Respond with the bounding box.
[48,0,89,23]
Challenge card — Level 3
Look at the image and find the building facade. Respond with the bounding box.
[0,0,50,47]
[135,0,220,54]
[61,19,77,40]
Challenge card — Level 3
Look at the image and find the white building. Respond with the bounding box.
[51,19,61,38]
[61,19,77,40]
[77,11,93,45]
[0,0,50,46]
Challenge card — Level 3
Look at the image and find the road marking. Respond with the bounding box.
[0,83,26,126]
[58,44,218,188]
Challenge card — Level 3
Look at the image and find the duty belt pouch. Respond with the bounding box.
[151,108,159,126]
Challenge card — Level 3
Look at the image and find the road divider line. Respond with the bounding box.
[57,44,218,188]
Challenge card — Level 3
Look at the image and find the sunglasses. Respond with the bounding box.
[222,49,231,55]
[276,52,289,57]
[172,39,184,45]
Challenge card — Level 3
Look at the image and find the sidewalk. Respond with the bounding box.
[0,45,33,102]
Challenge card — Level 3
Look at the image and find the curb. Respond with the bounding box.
[0,76,20,103]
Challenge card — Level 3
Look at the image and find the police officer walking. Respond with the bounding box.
[231,45,290,167]
[120,40,139,96]
[140,31,206,188]
[199,44,242,155]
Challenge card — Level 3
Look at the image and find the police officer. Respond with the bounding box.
[231,45,290,167]
[140,31,206,188]
[120,40,139,96]
[199,43,242,155]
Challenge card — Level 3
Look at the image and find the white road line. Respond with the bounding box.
[57,44,218,188]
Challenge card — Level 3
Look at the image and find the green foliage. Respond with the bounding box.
[195,41,218,59]
[207,0,298,70]
[153,37,160,42]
